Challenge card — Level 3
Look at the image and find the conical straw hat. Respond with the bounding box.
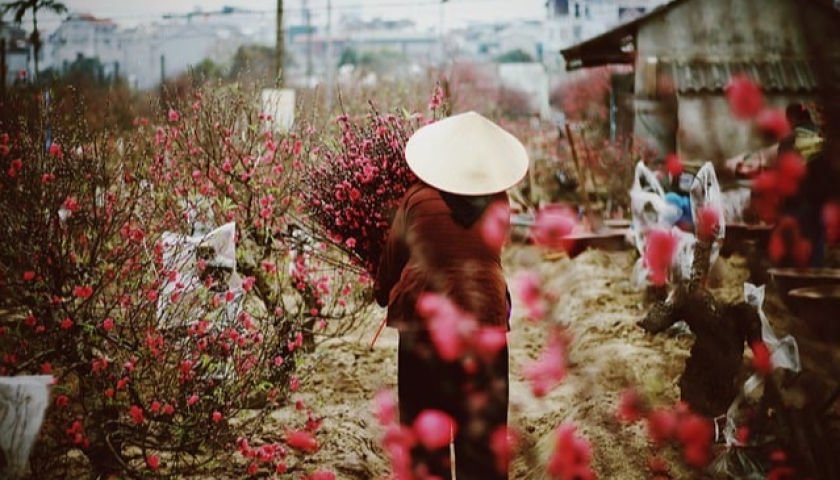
[405,111,529,195]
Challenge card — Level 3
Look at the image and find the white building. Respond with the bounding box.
[47,13,250,89]
[543,0,668,68]
[48,13,120,74]
[1,22,30,85]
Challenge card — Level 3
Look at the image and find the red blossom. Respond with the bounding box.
[751,341,773,376]
[643,228,679,286]
[49,143,63,157]
[696,206,721,242]
[307,471,336,480]
[147,454,160,470]
[23,271,35,281]
[665,154,684,177]
[286,429,319,453]
[676,414,713,467]
[129,405,145,424]
[823,201,840,244]
[726,76,764,119]
[646,408,677,445]
[775,152,806,197]
[616,388,645,424]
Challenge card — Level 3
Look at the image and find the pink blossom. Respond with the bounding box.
[417,293,477,361]
[474,327,507,361]
[756,108,791,139]
[490,426,519,475]
[168,109,180,122]
[524,329,567,397]
[187,394,199,406]
[546,423,595,480]
[481,202,510,251]
[374,389,398,425]
[514,270,546,321]
[531,205,577,250]
[413,409,455,450]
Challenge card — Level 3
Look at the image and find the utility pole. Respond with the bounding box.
[304,0,312,83]
[275,0,285,87]
[438,0,449,66]
[1,38,6,100]
[325,0,334,111]
[160,54,165,86]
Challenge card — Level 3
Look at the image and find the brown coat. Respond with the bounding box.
[374,183,510,331]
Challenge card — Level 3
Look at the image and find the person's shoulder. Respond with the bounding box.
[404,182,440,204]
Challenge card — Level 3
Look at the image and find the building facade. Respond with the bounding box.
[562,0,840,164]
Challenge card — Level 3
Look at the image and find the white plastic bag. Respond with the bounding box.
[689,162,726,268]
[629,162,683,289]
[157,222,243,331]
[745,283,800,373]
[0,376,53,479]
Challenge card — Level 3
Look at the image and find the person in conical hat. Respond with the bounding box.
[375,111,528,480]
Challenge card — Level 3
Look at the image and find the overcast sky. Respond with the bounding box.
[24,0,547,32]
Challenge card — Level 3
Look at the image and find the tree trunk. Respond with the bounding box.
[275,0,284,88]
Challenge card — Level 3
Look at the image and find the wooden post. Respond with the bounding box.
[565,123,592,216]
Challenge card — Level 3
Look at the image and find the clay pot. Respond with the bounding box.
[787,284,840,342]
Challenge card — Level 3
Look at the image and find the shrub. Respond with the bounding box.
[0,82,364,478]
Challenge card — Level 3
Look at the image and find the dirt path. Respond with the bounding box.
[290,245,837,479]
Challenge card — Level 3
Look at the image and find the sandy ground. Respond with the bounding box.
[197,237,840,480]
[278,243,840,480]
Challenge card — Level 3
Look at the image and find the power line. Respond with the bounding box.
[27,0,544,27]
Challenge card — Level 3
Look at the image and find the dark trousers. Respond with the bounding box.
[398,331,509,480]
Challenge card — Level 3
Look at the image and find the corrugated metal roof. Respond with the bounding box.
[669,59,820,93]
